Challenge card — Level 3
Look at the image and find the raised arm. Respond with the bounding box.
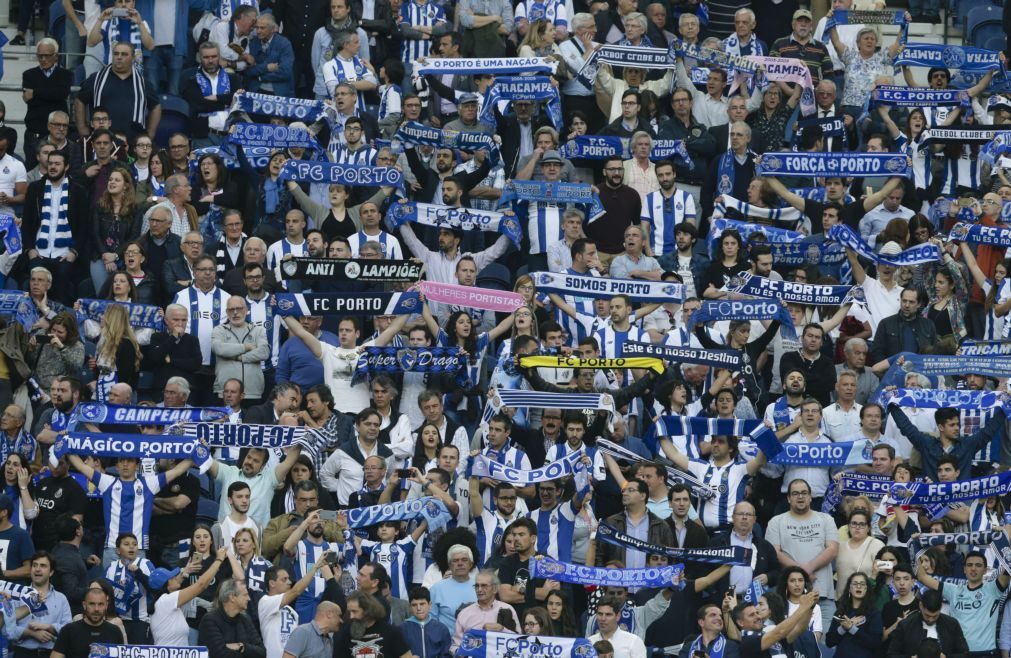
[177,546,229,607]
[844,248,867,285]
[658,437,691,470]
[485,313,516,343]
[372,314,410,347]
[861,177,903,212]
[273,444,303,483]
[827,22,845,57]
[66,454,95,481]
[281,315,322,358]
[960,241,989,290]
[281,550,329,607]
[764,176,807,212]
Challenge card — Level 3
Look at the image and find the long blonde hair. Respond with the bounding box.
[96,304,141,373]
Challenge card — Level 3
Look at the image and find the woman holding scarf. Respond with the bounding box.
[79,272,154,345]
[236,146,294,245]
[923,237,968,352]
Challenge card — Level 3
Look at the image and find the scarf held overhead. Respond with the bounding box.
[597,522,752,564]
[353,346,465,385]
[894,43,1003,72]
[272,291,422,317]
[346,496,452,530]
[827,225,940,266]
[228,122,321,150]
[470,450,586,484]
[479,76,563,129]
[385,201,521,250]
[949,222,1011,248]
[278,161,403,189]
[725,271,862,306]
[875,352,1011,393]
[518,354,665,374]
[498,180,606,222]
[419,281,525,312]
[530,271,685,303]
[558,135,693,167]
[279,258,423,282]
[621,341,743,370]
[530,556,686,589]
[891,471,1011,505]
[73,402,229,425]
[393,121,501,164]
[51,432,210,469]
[687,299,795,338]
[414,57,558,75]
[176,422,307,449]
[757,152,911,178]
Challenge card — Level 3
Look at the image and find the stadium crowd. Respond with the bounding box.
[0,0,1010,657]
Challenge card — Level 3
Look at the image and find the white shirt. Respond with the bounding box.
[823,401,862,442]
[150,591,190,646]
[319,438,396,505]
[0,154,26,217]
[859,276,903,334]
[589,629,647,658]
[259,593,300,658]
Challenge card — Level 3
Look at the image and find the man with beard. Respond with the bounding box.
[641,161,697,261]
[281,508,335,622]
[405,146,490,210]
[259,555,333,658]
[588,159,641,271]
[469,480,522,566]
[182,42,237,147]
[299,385,354,474]
[31,456,87,551]
[347,201,402,259]
[50,588,124,658]
[34,377,81,446]
[335,590,411,658]
[197,579,267,658]
[20,150,87,306]
[262,481,341,562]
[209,436,304,529]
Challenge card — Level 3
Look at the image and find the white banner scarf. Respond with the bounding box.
[456,630,598,658]
[530,271,685,303]
[714,195,803,223]
[596,437,715,500]
[920,127,1001,146]
[827,225,940,266]
[89,646,209,658]
[743,56,816,115]
[470,449,585,484]
[414,57,558,75]
[176,422,309,449]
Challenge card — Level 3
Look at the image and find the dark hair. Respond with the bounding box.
[381,58,405,84]
[936,454,959,474]
[412,421,443,471]
[507,517,537,537]
[934,407,959,426]
[227,481,251,497]
[596,595,623,615]
[837,571,874,616]
[777,565,812,602]
[761,591,787,623]
[965,550,987,566]
[409,586,430,602]
[571,238,594,262]
[55,514,82,542]
[920,588,943,612]
[446,310,478,357]
[306,384,334,410]
[488,413,513,432]
[675,222,697,240]
[115,532,138,548]
[860,403,883,420]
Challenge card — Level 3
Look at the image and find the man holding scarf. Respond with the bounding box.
[181,42,237,147]
[886,403,1006,479]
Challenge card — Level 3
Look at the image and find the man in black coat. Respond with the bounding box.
[244,382,301,425]
[142,306,202,396]
[181,42,238,146]
[598,90,656,139]
[197,579,266,658]
[871,287,939,366]
[708,500,780,595]
[496,99,550,178]
[887,590,968,658]
[21,39,73,170]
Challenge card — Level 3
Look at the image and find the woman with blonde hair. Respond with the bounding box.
[225,527,273,594]
[519,19,562,58]
[91,303,142,390]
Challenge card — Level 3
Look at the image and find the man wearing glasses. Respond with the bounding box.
[212,296,270,405]
[21,39,72,171]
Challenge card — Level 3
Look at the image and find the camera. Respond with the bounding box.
[112,7,129,17]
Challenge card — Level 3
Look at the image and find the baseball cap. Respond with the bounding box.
[459,92,480,105]
[148,567,182,591]
[793,9,813,20]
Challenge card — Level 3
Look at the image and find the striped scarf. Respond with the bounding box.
[101,18,142,64]
[94,65,147,128]
[331,55,369,114]
[38,179,71,255]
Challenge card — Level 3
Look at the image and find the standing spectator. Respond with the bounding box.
[89,167,140,293]
[780,324,836,407]
[21,40,73,171]
[886,590,968,658]
[50,515,92,616]
[75,43,161,140]
[247,14,296,97]
[213,6,258,76]
[182,42,239,147]
[142,305,202,395]
[90,304,141,391]
[590,158,642,272]
[402,587,452,658]
[333,591,412,658]
[837,338,878,405]
[197,579,267,658]
[212,296,270,404]
[0,493,34,582]
[282,601,342,658]
[429,544,477,631]
[150,545,229,646]
[770,10,834,87]
[273,0,329,97]
[49,588,124,658]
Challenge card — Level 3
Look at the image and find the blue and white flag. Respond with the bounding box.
[232,91,330,122]
[894,43,1003,72]
[0,215,21,254]
[531,556,686,589]
[456,631,598,658]
[880,387,1008,411]
[385,201,522,249]
[272,291,423,317]
[73,402,229,426]
[907,531,1005,565]
[414,57,558,75]
[597,522,752,564]
[279,160,403,189]
[577,45,675,87]
[75,299,165,330]
[354,346,465,385]
[479,76,563,129]
[840,472,894,497]
[347,496,452,531]
[872,85,969,108]
[949,221,1011,249]
[51,432,210,469]
[725,271,862,306]
[596,438,715,500]
[757,152,911,178]
[498,180,606,222]
[980,132,1011,166]
[470,450,585,485]
[891,471,1011,505]
[228,122,321,150]
[176,422,308,449]
[669,39,759,76]
[687,298,796,338]
[558,135,693,166]
[921,126,1000,145]
[529,271,685,303]
[875,352,1011,394]
[827,225,940,266]
[621,341,743,370]
[766,439,874,467]
[89,646,209,658]
[0,291,31,315]
[958,340,1011,357]
[394,121,501,164]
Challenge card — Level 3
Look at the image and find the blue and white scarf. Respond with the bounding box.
[394,121,501,164]
[38,179,71,254]
[725,271,862,306]
[621,341,743,370]
[894,43,1003,72]
[90,645,208,658]
[191,144,274,171]
[949,221,1011,249]
[0,214,21,254]
[576,45,675,87]
[597,522,752,564]
[456,631,596,658]
[279,160,403,189]
[228,122,321,150]
[498,180,606,221]
[880,387,1008,411]
[907,530,1005,562]
[827,225,940,266]
[484,389,615,425]
[872,85,969,108]
[74,402,228,426]
[529,271,685,303]
[384,201,521,249]
[195,67,231,101]
[558,136,693,167]
[876,352,1011,394]
[716,149,752,196]
[760,436,873,467]
[531,556,686,589]
[958,340,1011,357]
[891,471,1011,505]
[840,472,894,497]
[415,57,558,75]
[272,291,422,317]
[757,152,911,178]
[980,132,1011,166]
[669,39,759,77]
[347,496,451,531]
[51,432,211,470]
[920,126,1000,146]
[470,449,585,484]
[0,292,30,315]
[354,346,465,385]
[175,422,308,450]
[75,299,165,330]
[653,416,762,437]
[687,299,796,338]
[231,91,330,123]
[709,220,846,268]
[793,115,849,149]
[713,197,803,223]
[596,438,714,500]
[479,76,563,129]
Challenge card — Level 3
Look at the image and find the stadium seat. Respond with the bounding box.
[983,34,1008,52]
[973,24,1007,50]
[476,262,514,292]
[154,95,192,148]
[955,0,990,27]
[965,4,1003,44]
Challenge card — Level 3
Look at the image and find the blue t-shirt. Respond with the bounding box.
[429,576,476,631]
[0,525,34,575]
[276,330,339,390]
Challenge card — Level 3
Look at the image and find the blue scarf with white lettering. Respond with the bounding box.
[0,292,30,315]
[232,91,330,122]
[385,201,521,249]
[394,121,500,165]
[531,556,686,589]
[457,631,596,658]
[529,271,685,303]
[576,45,675,87]
[760,436,874,467]
[0,215,21,254]
[415,57,558,75]
[72,402,229,425]
[595,438,715,500]
[724,271,862,306]
[228,122,321,150]
[827,225,940,266]
[949,221,1011,248]
[499,180,605,221]
[872,85,969,110]
[880,387,1008,411]
[279,160,403,190]
[757,152,911,177]
[558,136,693,167]
[353,346,465,385]
[894,43,1003,72]
[876,352,1011,395]
[793,115,849,149]
[980,132,1011,166]
[469,450,586,485]
[51,432,210,470]
[621,341,743,370]
[687,299,795,338]
[958,339,1011,357]
[709,220,845,267]
[272,291,422,317]
[908,530,1005,562]
[347,496,451,531]
[480,76,563,129]
[195,68,230,99]
[597,522,752,564]
[75,299,165,330]
[892,471,1011,505]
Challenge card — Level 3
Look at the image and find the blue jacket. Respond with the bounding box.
[276,330,339,391]
[400,616,452,658]
[246,33,296,97]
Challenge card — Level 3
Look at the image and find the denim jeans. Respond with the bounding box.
[145,45,183,95]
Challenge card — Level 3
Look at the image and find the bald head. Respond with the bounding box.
[108,383,133,405]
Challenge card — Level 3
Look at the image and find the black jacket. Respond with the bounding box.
[594,510,674,567]
[871,312,939,365]
[22,66,73,135]
[163,258,198,299]
[404,148,490,206]
[887,611,967,658]
[707,529,781,592]
[657,115,717,185]
[180,70,238,138]
[197,608,266,658]
[497,113,551,178]
[142,331,202,396]
[243,401,278,425]
[50,542,89,615]
[21,177,90,260]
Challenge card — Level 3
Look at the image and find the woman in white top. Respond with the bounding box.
[835,509,885,600]
[150,546,229,646]
[777,566,823,641]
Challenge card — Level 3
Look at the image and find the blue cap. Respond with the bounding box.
[0,493,14,517]
[148,567,181,591]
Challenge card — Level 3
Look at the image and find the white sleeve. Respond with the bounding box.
[319,450,343,493]
[258,593,282,627]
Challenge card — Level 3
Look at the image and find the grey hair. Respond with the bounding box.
[165,376,191,396]
[843,337,868,355]
[476,569,500,587]
[38,37,60,54]
[837,369,858,382]
[216,578,247,607]
[734,8,756,23]
[447,544,474,563]
[165,174,190,196]
[731,120,751,139]
[335,30,357,51]
[245,236,267,251]
[624,12,647,31]
[679,12,699,26]
[570,12,594,30]
[361,240,383,254]
[563,208,585,222]
[905,372,930,388]
[47,110,69,124]
[631,130,653,148]
[270,382,301,401]
[257,12,277,26]
[165,304,187,318]
[198,41,220,53]
[702,36,724,50]
[29,266,52,283]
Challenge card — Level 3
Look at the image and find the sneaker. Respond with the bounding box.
[9,34,25,46]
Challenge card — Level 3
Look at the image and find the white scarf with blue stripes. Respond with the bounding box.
[38,179,71,256]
